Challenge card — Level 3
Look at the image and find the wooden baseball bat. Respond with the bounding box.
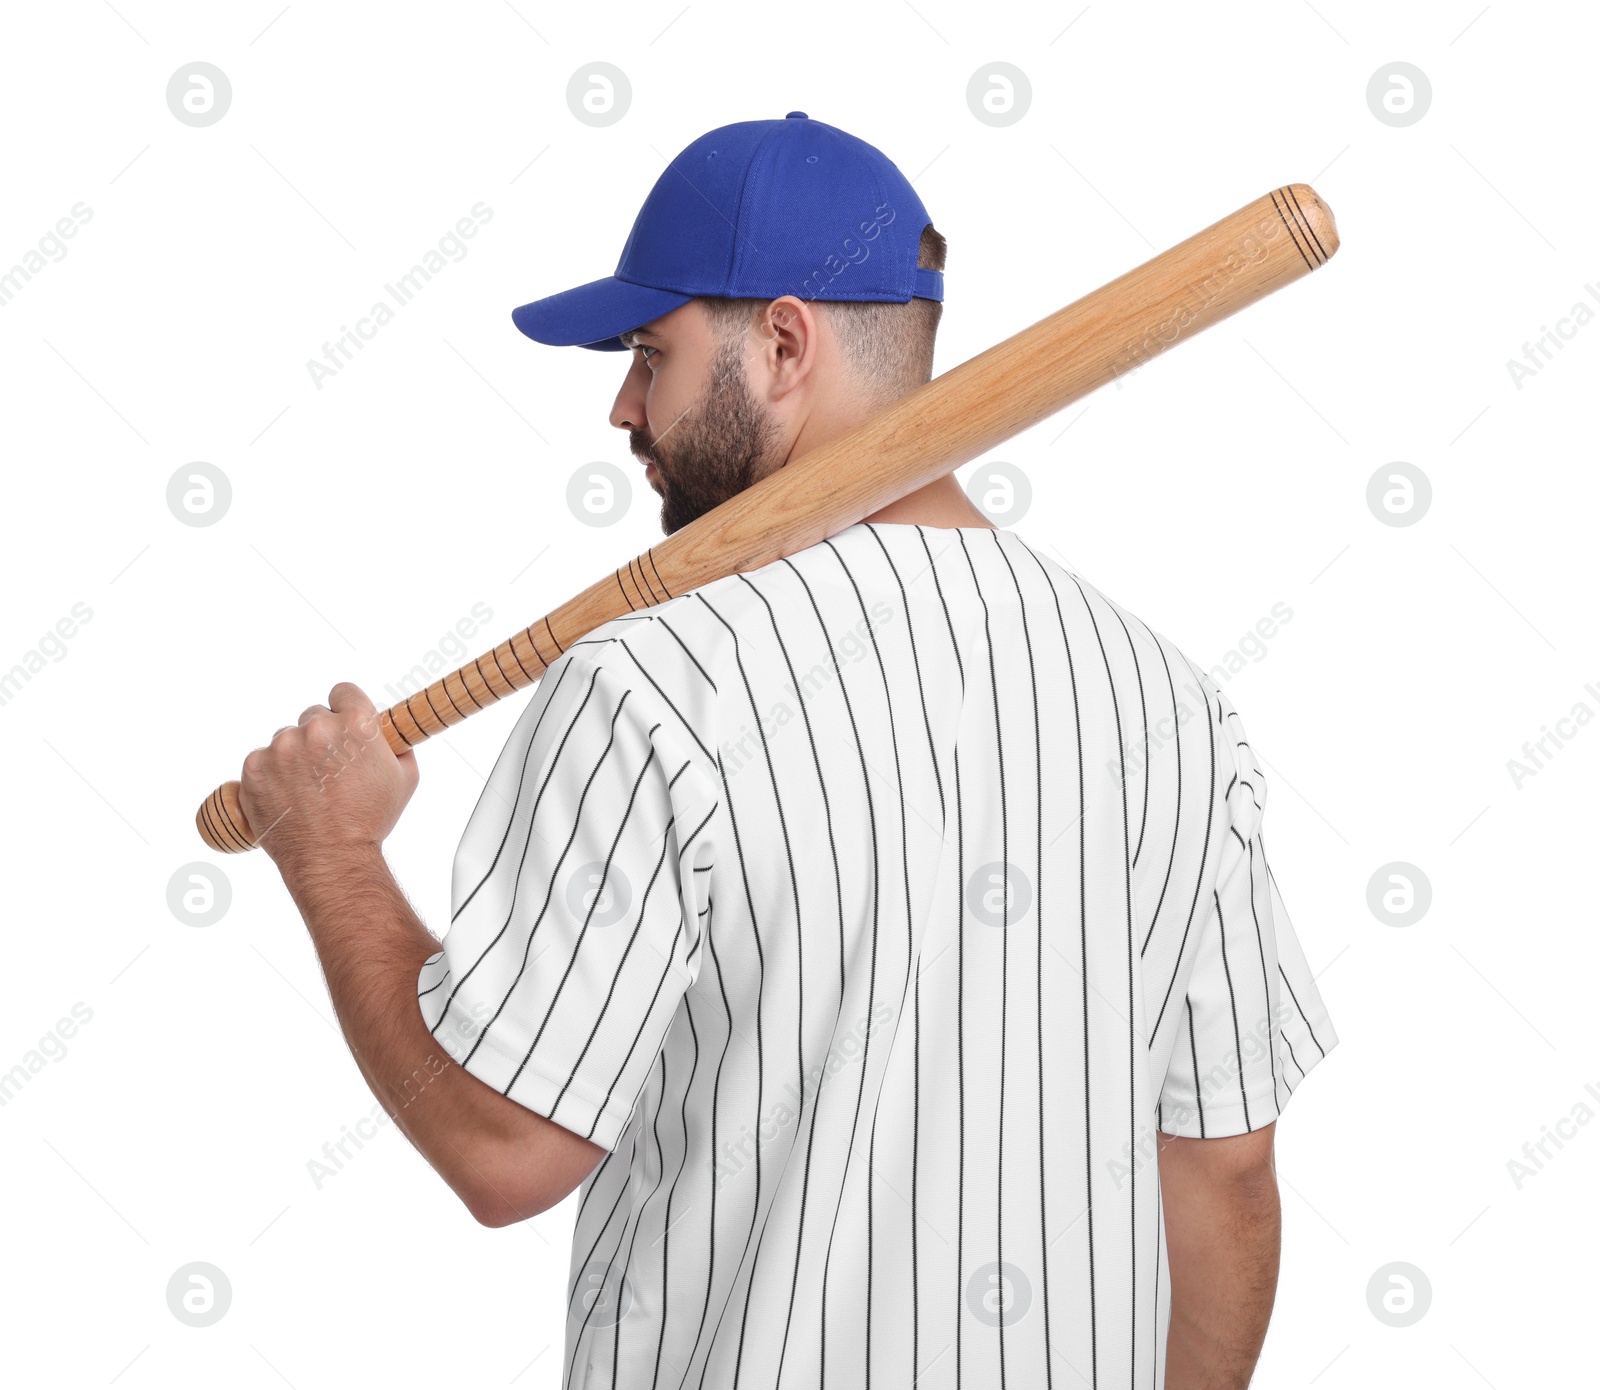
[197,182,1338,853]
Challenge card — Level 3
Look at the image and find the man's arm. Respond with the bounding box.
[278,844,608,1226]
[1157,1120,1281,1390]
[234,680,609,1228]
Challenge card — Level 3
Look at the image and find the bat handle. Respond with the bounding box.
[195,705,426,854]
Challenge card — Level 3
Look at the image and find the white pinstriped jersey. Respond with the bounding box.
[417,520,1338,1389]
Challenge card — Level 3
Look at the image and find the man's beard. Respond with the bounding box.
[630,335,780,536]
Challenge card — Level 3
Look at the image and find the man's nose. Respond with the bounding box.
[609,357,648,432]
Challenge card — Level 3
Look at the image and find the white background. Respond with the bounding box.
[1,1,1594,1385]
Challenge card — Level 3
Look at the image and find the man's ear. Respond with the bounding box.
[754,295,818,401]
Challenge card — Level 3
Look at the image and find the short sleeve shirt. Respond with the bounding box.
[417,520,1339,1388]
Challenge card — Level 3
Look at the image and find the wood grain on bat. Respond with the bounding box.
[196,183,1338,853]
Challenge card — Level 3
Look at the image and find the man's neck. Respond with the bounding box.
[778,394,999,532]
[859,474,998,529]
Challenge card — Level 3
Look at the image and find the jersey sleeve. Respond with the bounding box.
[417,644,718,1153]
[1156,688,1338,1139]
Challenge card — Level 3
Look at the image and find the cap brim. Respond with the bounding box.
[510,275,696,352]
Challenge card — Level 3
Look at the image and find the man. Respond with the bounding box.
[239,113,1338,1388]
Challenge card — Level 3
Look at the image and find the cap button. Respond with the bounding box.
[785,110,807,119]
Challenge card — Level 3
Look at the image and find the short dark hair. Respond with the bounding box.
[699,222,947,402]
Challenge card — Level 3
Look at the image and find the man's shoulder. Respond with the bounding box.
[559,551,801,694]
[554,599,725,764]
[562,594,721,684]
[1039,564,1249,743]
[1033,563,1197,686]
[1062,572,1269,792]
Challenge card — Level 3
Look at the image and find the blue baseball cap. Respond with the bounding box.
[511,111,943,352]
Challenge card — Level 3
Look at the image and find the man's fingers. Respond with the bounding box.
[329,681,375,715]
[329,683,384,745]
[298,704,330,726]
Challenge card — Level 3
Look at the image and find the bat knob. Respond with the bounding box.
[196,780,258,854]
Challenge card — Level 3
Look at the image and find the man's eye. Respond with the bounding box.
[638,345,659,364]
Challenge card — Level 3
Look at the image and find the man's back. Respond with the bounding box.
[427,519,1338,1388]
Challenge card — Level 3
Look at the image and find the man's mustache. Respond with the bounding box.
[629,404,694,466]
[629,430,662,467]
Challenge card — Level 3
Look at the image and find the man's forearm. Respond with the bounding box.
[1163,1178,1281,1389]
[276,844,536,1222]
